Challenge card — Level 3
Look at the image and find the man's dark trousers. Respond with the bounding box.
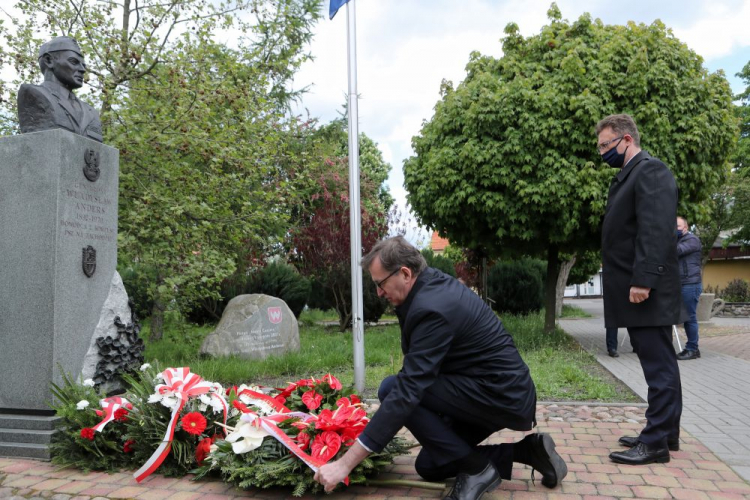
[378,375,515,481]
[627,325,682,445]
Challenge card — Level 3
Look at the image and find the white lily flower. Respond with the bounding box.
[147,393,162,404]
[82,379,95,387]
[76,400,90,410]
[225,420,268,454]
[199,403,208,412]
[139,363,152,372]
[199,394,212,405]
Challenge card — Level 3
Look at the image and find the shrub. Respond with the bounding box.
[487,258,544,315]
[720,278,750,302]
[187,262,311,323]
[119,264,157,319]
[421,248,456,277]
[305,276,388,325]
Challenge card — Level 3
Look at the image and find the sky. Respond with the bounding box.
[290,0,750,245]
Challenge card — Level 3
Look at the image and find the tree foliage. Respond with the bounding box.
[292,164,389,331]
[403,4,737,331]
[0,0,322,338]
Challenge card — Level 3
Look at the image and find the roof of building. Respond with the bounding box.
[430,232,450,252]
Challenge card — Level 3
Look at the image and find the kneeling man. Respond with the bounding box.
[314,236,567,500]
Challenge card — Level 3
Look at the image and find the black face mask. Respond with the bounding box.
[601,137,628,169]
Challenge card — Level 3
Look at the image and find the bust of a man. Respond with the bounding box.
[17,36,103,142]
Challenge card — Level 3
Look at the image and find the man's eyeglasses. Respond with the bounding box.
[597,136,623,153]
[374,268,400,290]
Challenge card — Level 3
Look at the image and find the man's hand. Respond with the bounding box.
[314,460,351,492]
[629,286,651,303]
[313,441,369,492]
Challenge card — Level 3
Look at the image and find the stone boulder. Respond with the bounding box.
[200,294,300,360]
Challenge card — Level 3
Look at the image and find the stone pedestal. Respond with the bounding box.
[0,129,119,413]
[696,293,724,322]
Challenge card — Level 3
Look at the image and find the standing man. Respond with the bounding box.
[597,114,683,465]
[676,216,703,360]
[314,236,567,499]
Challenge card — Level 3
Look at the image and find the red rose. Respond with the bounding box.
[195,436,214,465]
[302,390,323,411]
[114,408,129,422]
[123,439,136,453]
[180,412,207,436]
[80,427,95,441]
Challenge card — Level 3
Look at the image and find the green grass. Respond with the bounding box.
[559,303,593,318]
[141,310,638,402]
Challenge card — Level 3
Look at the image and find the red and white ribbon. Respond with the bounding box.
[92,396,130,432]
[133,367,227,483]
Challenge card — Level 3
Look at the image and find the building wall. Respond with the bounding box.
[703,259,750,290]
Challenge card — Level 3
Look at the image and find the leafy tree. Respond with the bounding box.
[292,164,389,331]
[0,0,322,339]
[420,248,456,277]
[403,4,737,332]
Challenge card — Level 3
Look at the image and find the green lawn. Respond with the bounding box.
[141,309,638,402]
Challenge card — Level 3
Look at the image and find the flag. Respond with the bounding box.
[329,0,351,20]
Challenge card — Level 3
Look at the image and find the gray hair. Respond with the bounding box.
[361,236,427,275]
[595,114,641,147]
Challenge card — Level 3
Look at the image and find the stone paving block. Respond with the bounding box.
[629,485,671,498]
[53,480,96,494]
[3,475,47,488]
[195,480,233,494]
[163,492,207,500]
[715,480,750,494]
[641,474,681,488]
[678,477,721,491]
[668,489,712,500]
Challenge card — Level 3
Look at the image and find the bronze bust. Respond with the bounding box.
[17,36,103,142]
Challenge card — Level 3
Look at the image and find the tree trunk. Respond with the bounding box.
[149,298,166,342]
[555,255,577,317]
[543,245,561,333]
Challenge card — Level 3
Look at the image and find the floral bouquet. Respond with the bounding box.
[50,365,410,496]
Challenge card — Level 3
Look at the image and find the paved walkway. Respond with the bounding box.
[560,297,750,484]
[2,302,750,499]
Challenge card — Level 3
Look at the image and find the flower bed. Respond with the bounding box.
[50,365,410,496]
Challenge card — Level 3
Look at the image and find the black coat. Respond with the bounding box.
[601,151,682,328]
[360,268,536,450]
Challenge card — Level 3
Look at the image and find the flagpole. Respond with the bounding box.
[346,0,365,393]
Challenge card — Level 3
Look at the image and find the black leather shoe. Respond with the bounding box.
[618,435,679,451]
[677,349,701,360]
[609,441,670,465]
[608,350,619,358]
[523,433,568,488]
[443,463,501,500]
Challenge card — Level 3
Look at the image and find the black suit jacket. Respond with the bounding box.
[601,151,682,328]
[17,81,103,142]
[360,268,536,450]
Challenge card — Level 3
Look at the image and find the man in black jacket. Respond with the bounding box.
[314,236,567,499]
[597,114,683,466]
[676,216,703,360]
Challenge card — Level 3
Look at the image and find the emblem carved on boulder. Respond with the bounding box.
[83,148,100,182]
[82,245,96,277]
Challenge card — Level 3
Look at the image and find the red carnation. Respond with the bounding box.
[114,408,129,422]
[302,390,323,411]
[80,427,95,441]
[180,412,207,436]
[123,439,136,453]
[195,436,214,465]
[95,409,104,417]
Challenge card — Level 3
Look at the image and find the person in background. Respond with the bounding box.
[676,216,703,360]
